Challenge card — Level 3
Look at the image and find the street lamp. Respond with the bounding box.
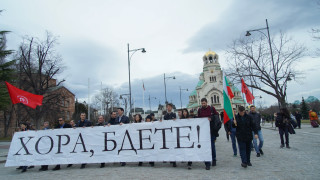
[245,19,278,108]
[164,73,176,104]
[148,95,157,112]
[128,43,146,119]
[120,94,130,115]
[179,86,188,109]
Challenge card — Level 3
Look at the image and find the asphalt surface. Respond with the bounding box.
[0,123,319,180]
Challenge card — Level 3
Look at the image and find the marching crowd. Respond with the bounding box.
[16,97,302,173]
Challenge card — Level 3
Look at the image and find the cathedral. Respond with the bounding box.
[187,50,245,113]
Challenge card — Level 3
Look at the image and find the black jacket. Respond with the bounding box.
[55,123,72,129]
[164,112,176,120]
[294,113,302,121]
[114,115,130,124]
[210,115,222,137]
[248,111,262,131]
[76,119,92,127]
[108,118,116,125]
[233,113,258,142]
[95,122,106,126]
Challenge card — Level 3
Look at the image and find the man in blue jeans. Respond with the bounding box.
[248,105,264,157]
[197,98,221,170]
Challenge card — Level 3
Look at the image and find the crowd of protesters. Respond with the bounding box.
[16,98,318,173]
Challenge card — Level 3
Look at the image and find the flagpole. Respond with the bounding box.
[88,78,90,121]
[100,82,103,115]
[143,81,145,119]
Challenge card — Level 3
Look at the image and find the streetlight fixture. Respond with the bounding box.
[245,19,277,107]
[179,86,188,109]
[128,43,146,119]
[164,73,175,104]
[119,94,130,115]
[148,95,157,112]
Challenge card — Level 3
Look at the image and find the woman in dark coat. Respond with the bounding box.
[276,108,292,148]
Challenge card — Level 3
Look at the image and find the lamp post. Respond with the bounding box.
[164,73,176,104]
[245,19,278,108]
[128,43,146,119]
[179,86,188,109]
[120,94,130,116]
[148,95,157,112]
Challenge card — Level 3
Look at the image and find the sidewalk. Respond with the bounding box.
[0,142,10,163]
[0,124,319,180]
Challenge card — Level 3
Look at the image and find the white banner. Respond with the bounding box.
[5,118,212,167]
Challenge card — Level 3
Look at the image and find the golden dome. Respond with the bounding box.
[204,50,217,57]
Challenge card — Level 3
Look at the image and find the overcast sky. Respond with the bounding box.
[1,0,320,110]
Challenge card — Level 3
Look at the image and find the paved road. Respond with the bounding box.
[0,123,319,180]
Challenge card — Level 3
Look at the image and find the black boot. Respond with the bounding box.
[52,165,61,171]
[100,163,105,168]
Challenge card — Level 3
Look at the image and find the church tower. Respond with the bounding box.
[187,50,245,113]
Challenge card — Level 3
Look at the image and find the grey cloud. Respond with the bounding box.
[116,72,199,110]
[184,0,320,53]
[58,39,122,99]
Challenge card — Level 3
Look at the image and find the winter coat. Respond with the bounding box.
[232,113,258,142]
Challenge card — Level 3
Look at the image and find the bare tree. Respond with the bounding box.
[92,87,120,120]
[226,32,307,108]
[16,32,66,129]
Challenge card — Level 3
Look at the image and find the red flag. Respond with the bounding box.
[5,81,43,109]
[241,78,255,104]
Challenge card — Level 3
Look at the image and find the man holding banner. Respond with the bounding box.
[197,98,221,170]
[76,113,92,169]
[52,117,72,171]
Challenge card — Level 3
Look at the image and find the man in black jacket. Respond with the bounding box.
[115,108,130,125]
[248,105,264,157]
[107,111,117,125]
[52,117,72,171]
[76,113,92,169]
[294,110,302,129]
[233,106,258,168]
[163,103,177,167]
[115,108,129,166]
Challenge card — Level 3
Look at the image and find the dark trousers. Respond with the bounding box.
[204,135,216,166]
[238,140,251,164]
[41,165,48,169]
[279,127,289,145]
[297,119,301,128]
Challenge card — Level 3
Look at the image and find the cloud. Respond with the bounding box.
[184,0,320,53]
[58,38,122,99]
[108,72,199,110]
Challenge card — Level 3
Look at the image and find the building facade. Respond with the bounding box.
[187,50,245,113]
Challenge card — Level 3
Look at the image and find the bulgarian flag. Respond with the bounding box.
[223,73,234,124]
